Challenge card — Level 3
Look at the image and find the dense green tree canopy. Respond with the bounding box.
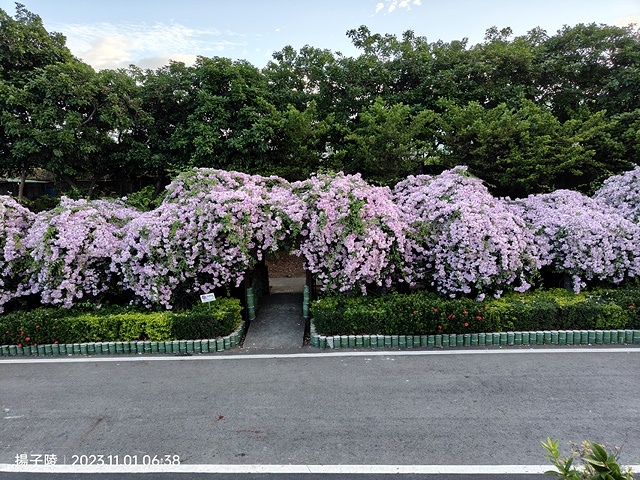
[1,3,640,199]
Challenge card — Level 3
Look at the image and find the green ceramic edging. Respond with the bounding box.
[309,323,640,350]
[0,322,244,358]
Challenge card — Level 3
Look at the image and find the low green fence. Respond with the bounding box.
[310,325,640,349]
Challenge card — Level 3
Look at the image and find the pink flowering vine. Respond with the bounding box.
[394,167,539,298]
[24,197,137,308]
[0,196,35,312]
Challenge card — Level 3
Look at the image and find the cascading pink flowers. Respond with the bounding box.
[292,172,415,294]
[0,196,35,313]
[24,197,138,308]
[394,167,539,299]
[509,189,640,292]
[114,168,306,308]
[593,166,640,223]
[2,166,640,310]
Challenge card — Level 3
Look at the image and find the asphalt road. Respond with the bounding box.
[1,347,639,477]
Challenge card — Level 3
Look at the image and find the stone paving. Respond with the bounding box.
[242,277,306,350]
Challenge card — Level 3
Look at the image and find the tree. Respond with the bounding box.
[539,23,640,120]
[171,57,277,173]
[0,4,73,87]
[136,61,196,192]
[0,3,75,200]
[433,99,626,197]
[466,26,544,108]
[25,60,103,191]
[251,101,332,180]
[339,98,437,184]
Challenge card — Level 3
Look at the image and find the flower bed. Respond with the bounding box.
[4,166,640,340]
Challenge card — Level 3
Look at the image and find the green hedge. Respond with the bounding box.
[171,298,243,341]
[311,289,640,336]
[0,298,242,347]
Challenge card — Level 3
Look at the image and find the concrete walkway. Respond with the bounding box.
[242,278,306,349]
[268,276,306,294]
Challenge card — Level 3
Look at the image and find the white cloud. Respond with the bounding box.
[136,54,199,70]
[374,0,422,15]
[82,36,132,68]
[614,15,640,28]
[51,21,246,70]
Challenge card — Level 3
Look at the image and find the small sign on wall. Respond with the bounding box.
[200,293,216,303]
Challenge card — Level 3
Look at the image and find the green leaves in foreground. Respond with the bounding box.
[542,437,635,479]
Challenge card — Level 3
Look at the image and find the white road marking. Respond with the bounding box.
[0,347,638,364]
[0,463,558,474]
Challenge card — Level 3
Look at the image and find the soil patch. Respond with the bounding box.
[266,252,306,278]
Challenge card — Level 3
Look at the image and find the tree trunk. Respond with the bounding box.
[60,174,80,191]
[87,177,97,199]
[153,176,164,199]
[17,168,27,203]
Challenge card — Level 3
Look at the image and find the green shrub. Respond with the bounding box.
[0,298,242,346]
[312,291,497,336]
[485,294,551,331]
[596,288,640,329]
[22,195,61,213]
[171,297,242,340]
[310,297,346,334]
[312,288,640,336]
[124,185,164,212]
[52,314,124,343]
[542,438,635,479]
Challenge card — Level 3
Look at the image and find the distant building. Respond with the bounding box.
[0,173,57,199]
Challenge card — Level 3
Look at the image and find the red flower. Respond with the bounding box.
[5,331,8,335]
[35,325,40,329]
[464,322,469,327]
[437,325,442,330]
[477,316,482,321]
[462,310,468,315]
[54,341,59,344]
[412,310,417,315]
[433,308,438,313]
[17,343,22,348]
[25,337,30,342]
[630,305,635,310]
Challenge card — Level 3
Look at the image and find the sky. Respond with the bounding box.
[1,0,639,71]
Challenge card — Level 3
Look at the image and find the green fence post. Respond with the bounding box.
[246,288,256,322]
[303,285,310,321]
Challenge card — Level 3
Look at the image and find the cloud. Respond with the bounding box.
[135,54,199,70]
[614,15,640,28]
[51,21,247,70]
[82,36,132,68]
[374,0,422,15]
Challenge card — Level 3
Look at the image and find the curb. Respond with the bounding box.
[309,324,640,349]
[0,322,244,357]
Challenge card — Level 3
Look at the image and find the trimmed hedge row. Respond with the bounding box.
[311,288,640,336]
[0,298,242,347]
